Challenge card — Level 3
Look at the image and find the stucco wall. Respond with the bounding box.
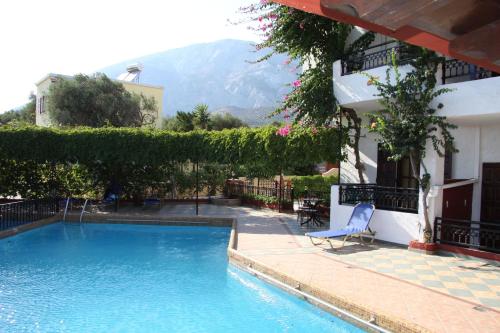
[35,77,53,127]
[432,77,500,119]
[120,82,164,128]
[340,124,378,184]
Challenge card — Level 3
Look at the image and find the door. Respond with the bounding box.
[376,148,397,187]
[481,163,500,222]
[442,182,473,220]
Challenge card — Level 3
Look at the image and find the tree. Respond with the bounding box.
[47,74,156,127]
[240,2,374,182]
[192,104,211,130]
[162,107,248,132]
[210,113,247,130]
[366,50,456,242]
[0,93,36,126]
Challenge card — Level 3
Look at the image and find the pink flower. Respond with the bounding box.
[260,0,269,4]
[293,79,301,87]
[283,58,291,65]
[276,124,292,137]
[258,16,263,22]
[283,95,289,101]
[269,14,277,20]
[299,22,305,29]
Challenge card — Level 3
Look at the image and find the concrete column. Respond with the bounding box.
[419,137,446,240]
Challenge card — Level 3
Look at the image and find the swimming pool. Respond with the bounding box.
[0,223,366,332]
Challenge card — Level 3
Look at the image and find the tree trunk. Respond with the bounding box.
[409,151,432,243]
[343,108,365,183]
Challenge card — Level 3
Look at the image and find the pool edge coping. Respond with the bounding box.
[227,222,433,333]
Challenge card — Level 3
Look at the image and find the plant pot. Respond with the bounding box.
[408,240,438,255]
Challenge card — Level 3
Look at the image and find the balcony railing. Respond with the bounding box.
[341,42,497,83]
[341,41,415,75]
[0,198,61,231]
[339,184,419,214]
[442,59,495,84]
[434,217,500,253]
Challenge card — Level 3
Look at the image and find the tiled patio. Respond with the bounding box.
[153,203,500,333]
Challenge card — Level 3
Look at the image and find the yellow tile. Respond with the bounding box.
[414,264,432,270]
[435,270,456,277]
[442,281,466,289]
[459,277,483,284]
[392,259,408,265]
[470,290,496,299]
[419,275,439,281]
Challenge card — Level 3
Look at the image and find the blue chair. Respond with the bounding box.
[306,203,376,248]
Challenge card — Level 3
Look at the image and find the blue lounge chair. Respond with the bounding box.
[306,203,376,248]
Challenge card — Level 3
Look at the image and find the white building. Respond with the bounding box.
[330,34,500,251]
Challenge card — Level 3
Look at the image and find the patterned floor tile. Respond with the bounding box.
[448,288,474,297]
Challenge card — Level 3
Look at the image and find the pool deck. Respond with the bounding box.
[154,204,499,333]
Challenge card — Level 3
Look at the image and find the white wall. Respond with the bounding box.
[332,60,413,110]
[35,78,53,127]
[433,77,500,119]
[331,185,422,245]
[340,125,378,184]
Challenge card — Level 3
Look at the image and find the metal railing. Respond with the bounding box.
[339,183,419,213]
[442,59,495,84]
[341,41,415,75]
[224,180,292,203]
[0,198,61,231]
[434,217,500,253]
[341,42,497,84]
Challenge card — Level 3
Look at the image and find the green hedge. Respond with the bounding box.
[0,125,343,199]
[291,175,338,195]
[0,125,341,171]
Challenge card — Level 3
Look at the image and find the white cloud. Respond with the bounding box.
[0,0,258,112]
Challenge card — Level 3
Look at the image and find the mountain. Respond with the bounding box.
[212,106,282,127]
[99,39,296,121]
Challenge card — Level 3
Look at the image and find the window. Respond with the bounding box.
[376,145,419,189]
[39,96,46,114]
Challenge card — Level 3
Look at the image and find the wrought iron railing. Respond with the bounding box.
[434,217,500,253]
[0,198,61,231]
[341,42,498,84]
[339,184,419,213]
[224,180,293,203]
[442,59,495,84]
[341,41,416,75]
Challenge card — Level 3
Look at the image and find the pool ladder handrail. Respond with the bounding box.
[79,199,90,223]
[62,198,71,222]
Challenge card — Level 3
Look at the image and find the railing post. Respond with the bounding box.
[433,217,438,243]
[442,59,446,85]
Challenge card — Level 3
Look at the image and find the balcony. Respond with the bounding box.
[341,41,415,76]
[340,42,497,85]
[339,183,419,214]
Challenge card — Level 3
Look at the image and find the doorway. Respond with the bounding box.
[481,163,500,222]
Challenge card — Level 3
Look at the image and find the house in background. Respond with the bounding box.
[35,65,164,128]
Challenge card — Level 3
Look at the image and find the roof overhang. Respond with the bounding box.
[272,0,500,73]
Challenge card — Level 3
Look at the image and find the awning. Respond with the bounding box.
[272,0,500,73]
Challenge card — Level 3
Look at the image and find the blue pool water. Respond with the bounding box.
[0,223,365,332]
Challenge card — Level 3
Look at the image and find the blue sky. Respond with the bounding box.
[0,0,259,112]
